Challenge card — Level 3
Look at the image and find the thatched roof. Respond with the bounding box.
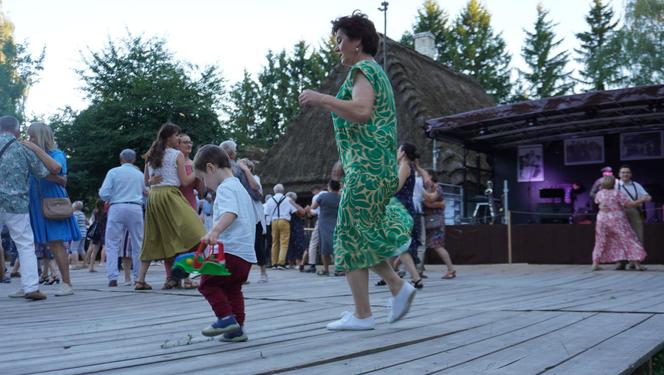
[256,37,495,194]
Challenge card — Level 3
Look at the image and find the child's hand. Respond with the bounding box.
[201,229,220,245]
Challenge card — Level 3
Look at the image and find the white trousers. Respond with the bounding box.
[104,204,144,281]
[0,212,39,293]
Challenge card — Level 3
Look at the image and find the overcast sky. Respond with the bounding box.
[3,0,623,117]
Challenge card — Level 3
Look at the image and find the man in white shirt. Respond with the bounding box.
[98,149,146,287]
[616,165,651,245]
[264,184,300,269]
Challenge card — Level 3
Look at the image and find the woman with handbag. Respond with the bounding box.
[24,122,81,296]
[423,173,456,279]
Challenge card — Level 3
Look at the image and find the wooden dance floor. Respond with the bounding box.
[2,264,664,374]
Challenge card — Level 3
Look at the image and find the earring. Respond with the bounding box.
[355,47,359,52]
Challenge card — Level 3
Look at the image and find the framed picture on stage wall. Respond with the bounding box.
[564,136,605,165]
[620,131,664,160]
[517,144,544,182]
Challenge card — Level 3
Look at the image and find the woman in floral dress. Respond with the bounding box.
[592,176,647,271]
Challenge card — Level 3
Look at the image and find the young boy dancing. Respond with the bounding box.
[193,145,257,342]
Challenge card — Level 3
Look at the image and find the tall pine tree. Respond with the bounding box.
[519,4,574,98]
[315,34,338,78]
[256,50,282,145]
[615,0,664,86]
[228,38,336,149]
[447,0,512,103]
[574,0,622,91]
[400,0,451,62]
[225,70,259,147]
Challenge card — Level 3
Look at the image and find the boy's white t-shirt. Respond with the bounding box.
[213,176,257,263]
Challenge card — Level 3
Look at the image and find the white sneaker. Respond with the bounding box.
[9,289,25,298]
[123,280,132,286]
[55,283,74,296]
[387,281,416,323]
[258,274,268,283]
[326,313,375,331]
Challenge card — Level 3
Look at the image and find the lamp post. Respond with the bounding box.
[378,1,388,70]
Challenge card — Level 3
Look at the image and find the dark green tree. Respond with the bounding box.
[574,0,623,91]
[507,79,531,103]
[227,39,337,149]
[224,70,259,148]
[256,50,282,145]
[53,34,225,202]
[518,4,574,98]
[0,9,44,122]
[615,0,664,85]
[399,0,451,62]
[446,0,512,102]
[314,34,338,78]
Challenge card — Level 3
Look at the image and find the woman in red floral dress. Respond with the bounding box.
[592,176,648,271]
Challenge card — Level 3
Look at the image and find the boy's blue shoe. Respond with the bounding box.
[201,316,240,337]
[220,327,248,342]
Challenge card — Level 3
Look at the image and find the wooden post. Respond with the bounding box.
[507,210,513,264]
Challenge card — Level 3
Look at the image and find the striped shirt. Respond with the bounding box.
[73,210,87,237]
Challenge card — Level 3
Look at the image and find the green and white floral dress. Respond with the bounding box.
[332,59,412,272]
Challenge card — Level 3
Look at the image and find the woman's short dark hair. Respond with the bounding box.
[400,142,420,161]
[328,179,341,192]
[193,144,230,172]
[331,11,379,56]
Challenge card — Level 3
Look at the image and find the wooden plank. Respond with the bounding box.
[83,310,530,375]
[0,264,662,375]
[285,311,565,374]
[431,313,651,374]
[543,314,664,375]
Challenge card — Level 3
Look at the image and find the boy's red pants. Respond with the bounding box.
[198,253,252,325]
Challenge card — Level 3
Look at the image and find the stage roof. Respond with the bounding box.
[425,85,664,151]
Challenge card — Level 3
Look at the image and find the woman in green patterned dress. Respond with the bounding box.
[299,12,416,331]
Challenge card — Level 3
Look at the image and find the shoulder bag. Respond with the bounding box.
[37,171,74,220]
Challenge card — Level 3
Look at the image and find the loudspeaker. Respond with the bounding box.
[536,203,572,224]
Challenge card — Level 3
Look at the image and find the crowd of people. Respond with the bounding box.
[1,11,653,344]
[0,12,456,338]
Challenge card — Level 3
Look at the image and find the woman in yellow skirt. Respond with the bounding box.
[135,122,205,290]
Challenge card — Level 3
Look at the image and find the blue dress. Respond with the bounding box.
[29,149,82,244]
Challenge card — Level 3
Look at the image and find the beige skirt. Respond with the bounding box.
[140,186,205,261]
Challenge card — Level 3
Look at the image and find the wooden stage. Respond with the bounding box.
[1,264,663,374]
